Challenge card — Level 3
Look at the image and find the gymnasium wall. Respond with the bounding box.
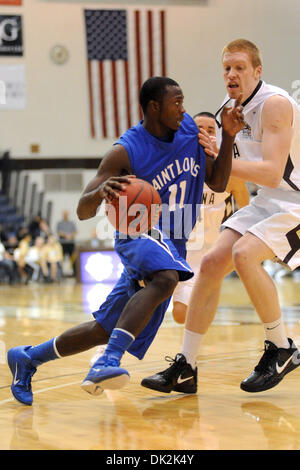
[0,0,299,240]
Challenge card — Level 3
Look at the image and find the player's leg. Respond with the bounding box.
[7,274,129,406]
[171,205,226,326]
[82,231,192,395]
[184,228,240,336]
[81,269,179,395]
[7,320,109,405]
[171,273,189,325]
[55,320,109,356]
[141,228,241,393]
[232,232,300,392]
[171,249,204,325]
[233,232,286,327]
[115,269,179,335]
[90,344,107,367]
[172,301,187,324]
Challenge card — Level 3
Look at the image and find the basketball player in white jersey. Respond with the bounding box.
[142,39,300,394]
[172,112,249,324]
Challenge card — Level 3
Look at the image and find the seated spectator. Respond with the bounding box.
[0,240,18,284]
[40,235,63,282]
[28,214,51,241]
[39,218,51,239]
[5,233,18,252]
[28,215,42,240]
[25,236,46,282]
[17,225,31,242]
[14,233,32,283]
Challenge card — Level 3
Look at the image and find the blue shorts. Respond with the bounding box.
[93,229,193,360]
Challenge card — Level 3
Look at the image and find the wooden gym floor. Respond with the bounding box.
[0,275,300,451]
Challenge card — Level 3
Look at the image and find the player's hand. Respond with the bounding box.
[99,175,135,202]
[221,93,245,137]
[198,128,218,158]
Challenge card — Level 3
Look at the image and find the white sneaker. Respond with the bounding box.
[89,345,107,367]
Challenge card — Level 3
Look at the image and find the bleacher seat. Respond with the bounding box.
[0,192,24,230]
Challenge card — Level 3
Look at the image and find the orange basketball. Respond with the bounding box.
[105,178,162,236]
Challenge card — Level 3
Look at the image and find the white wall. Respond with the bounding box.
[0,0,300,239]
[1,0,300,158]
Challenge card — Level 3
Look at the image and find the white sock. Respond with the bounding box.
[263,318,289,349]
[181,329,204,368]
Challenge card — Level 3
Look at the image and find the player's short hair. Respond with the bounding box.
[139,76,180,114]
[193,111,216,120]
[222,39,262,68]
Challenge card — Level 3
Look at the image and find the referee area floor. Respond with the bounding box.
[0,276,300,450]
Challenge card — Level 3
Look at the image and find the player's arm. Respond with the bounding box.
[77,145,132,220]
[226,176,250,208]
[205,96,245,192]
[230,95,293,187]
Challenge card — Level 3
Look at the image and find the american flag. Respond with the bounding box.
[84,9,166,139]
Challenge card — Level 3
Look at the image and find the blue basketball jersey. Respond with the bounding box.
[114,113,206,245]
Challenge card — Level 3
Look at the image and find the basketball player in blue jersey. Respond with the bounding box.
[7,77,245,405]
[142,40,300,396]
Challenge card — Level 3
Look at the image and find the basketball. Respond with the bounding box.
[105,178,162,236]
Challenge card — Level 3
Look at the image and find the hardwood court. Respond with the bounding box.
[0,276,300,450]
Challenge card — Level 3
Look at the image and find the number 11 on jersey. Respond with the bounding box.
[168,180,187,211]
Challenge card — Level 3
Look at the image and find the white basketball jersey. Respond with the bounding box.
[186,184,233,250]
[216,81,300,192]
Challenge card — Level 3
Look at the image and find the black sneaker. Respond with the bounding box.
[241,338,300,393]
[141,354,197,394]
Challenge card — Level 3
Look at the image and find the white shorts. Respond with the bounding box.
[222,188,300,270]
[172,247,205,305]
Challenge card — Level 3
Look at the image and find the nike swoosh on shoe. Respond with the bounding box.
[177,376,193,384]
[13,363,20,385]
[276,357,293,374]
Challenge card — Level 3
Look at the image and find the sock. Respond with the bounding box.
[263,318,290,349]
[181,329,204,368]
[27,337,61,367]
[104,328,135,364]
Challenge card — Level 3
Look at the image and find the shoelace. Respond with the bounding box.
[161,355,184,379]
[105,357,120,367]
[254,349,278,373]
[95,354,120,368]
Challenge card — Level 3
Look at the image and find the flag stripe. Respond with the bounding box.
[99,61,107,138]
[91,60,102,139]
[87,60,95,138]
[116,60,127,135]
[104,61,114,138]
[135,10,142,91]
[127,9,139,126]
[140,11,149,83]
[148,11,154,77]
[123,60,131,129]
[152,11,161,76]
[111,61,120,137]
[161,10,166,75]
[135,10,143,120]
